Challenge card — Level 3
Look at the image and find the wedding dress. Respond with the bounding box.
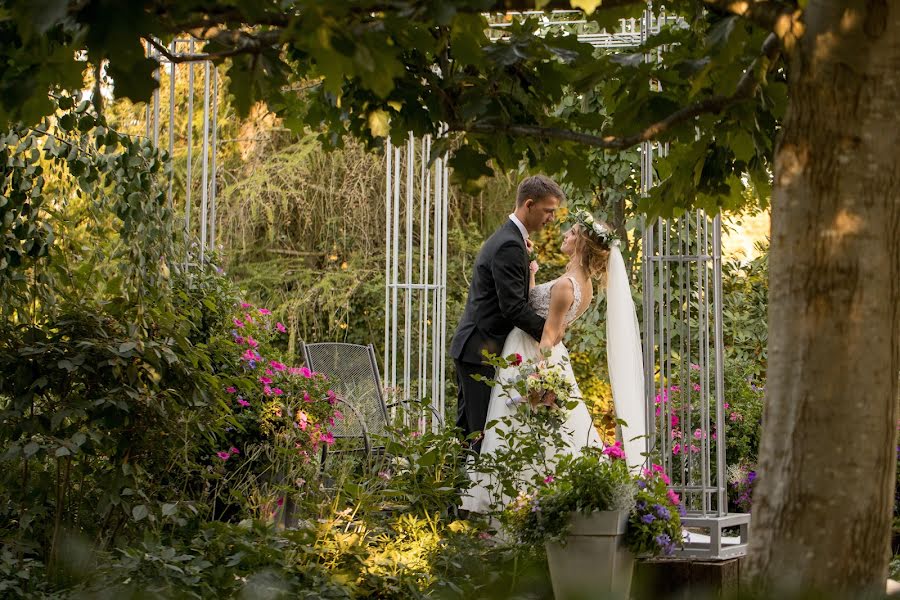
[462,274,603,513]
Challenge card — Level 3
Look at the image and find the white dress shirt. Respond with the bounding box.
[508,213,529,243]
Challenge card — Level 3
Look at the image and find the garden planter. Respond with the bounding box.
[545,510,634,600]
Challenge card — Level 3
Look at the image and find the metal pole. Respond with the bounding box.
[209,66,219,251]
[391,145,401,394]
[384,138,392,385]
[198,60,210,263]
[184,39,195,245]
[404,133,414,403]
[713,214,727,515]
[167,40,176,212]
[439,142,449,419]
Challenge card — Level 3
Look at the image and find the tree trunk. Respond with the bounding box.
[746,0,900,592]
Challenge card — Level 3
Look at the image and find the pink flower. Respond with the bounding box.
[234,336,245,345]
[321,432,335,445]
[303,392,312,402]
[410,431,421,438]
[730,412,743,422]
[246,336,259,348]
[692,383,701,392]
[299,367,313,378]
[229,446,240,455]
[327,390,338,405]
[673,443,681,455]
[240,302,253,309]
[270,360,286,372]
[259,308,272,315]
[671,414,680,427]
[237,398,250,407]
[259,376,272,385]
[276,322,287,333]
[226,386,237,394]
[297,411,308,430]
[216,451,231,460]
[272,387,284,396]
[693,429,703,440]
[652,463,665,474]
[241,348,259,362]
[334,410,344,420]
[690,444,700,453]
[667,489,681,505]
[233,318,245,328]
[669,385,680,392]
[602,441,625,460]
[276,497,284,507]
[244,313,254,323]
[288,367,302,375]
[543,475,555,484]
[690,363,700,371]
[263,385,273,396]
[724,402,730,410]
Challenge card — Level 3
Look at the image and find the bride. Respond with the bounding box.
[463,210,646,513]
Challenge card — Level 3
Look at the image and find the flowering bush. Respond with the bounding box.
[727,462,757,512]
[628,465,685,556]
[217,301,342,463]
[503,450,683,557]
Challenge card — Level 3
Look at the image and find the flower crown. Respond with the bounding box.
[570,210,618,246]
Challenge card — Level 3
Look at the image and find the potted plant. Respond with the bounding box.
[504,447,683,600]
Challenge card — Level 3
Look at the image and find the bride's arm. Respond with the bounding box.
[539,278,575,352]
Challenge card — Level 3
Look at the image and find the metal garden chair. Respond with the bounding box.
[301,342,442,467]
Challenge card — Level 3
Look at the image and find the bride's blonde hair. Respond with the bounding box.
[573,223,612,286]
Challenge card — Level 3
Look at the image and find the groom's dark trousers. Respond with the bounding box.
[450,219,545,453]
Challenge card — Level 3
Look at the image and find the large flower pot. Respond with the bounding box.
[545,510,634,600]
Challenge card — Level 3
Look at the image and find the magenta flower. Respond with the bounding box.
[259,376,273,385]
[690,363,700,370]
[229,446,240,455]
[246,336,259,349]
[303,392,312,402]
[299,367,313,378]
[692,383,701,392]
[233,318,245,328]
[241,348,260,362]
[270,360,286,371]
[288,367,301,375]
[234,336,245,345]
[321,432,335,445]
[327,390,337,405]
[240,302,253,309]
[263,385,273,396]
[276,497,284,507]
[259,308,272,315]
[226,386,237,394]
[237,398,250,407]
[602,440,625,460]
[272,387,284,396]
[216,451,231,460]
[667,489,681,505]
[276,322,287,333]
[673,442,681,455]
[334,410,344,420]
[693,428,703,439]
[543,475,555,484]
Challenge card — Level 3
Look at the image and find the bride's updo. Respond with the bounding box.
[573,224,611,283]
[569,210,615,285]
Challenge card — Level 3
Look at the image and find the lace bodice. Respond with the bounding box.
[529,276,583,325]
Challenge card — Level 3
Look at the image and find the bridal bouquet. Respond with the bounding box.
[523,363,573,410]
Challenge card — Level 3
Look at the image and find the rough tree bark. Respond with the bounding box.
[746,0,900,592]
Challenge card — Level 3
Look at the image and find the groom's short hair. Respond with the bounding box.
[516,175,564,206]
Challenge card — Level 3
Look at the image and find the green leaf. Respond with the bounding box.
[132,504,149,521]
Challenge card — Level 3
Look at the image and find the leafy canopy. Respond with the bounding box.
[0,0,790,216]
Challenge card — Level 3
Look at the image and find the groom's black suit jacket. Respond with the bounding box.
[450,219,546,365]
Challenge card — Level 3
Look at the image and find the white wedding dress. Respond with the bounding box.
[462,275,603,513]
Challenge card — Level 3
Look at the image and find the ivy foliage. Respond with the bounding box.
[1,0,786,217]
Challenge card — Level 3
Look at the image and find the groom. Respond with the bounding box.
[450,175,563,452]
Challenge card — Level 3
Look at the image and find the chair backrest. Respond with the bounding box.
[302,343,388,439]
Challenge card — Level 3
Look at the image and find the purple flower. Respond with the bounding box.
[637,480,647,490]
[636,500,647,511]
[641,513,656,524]
[654,505,671,520]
